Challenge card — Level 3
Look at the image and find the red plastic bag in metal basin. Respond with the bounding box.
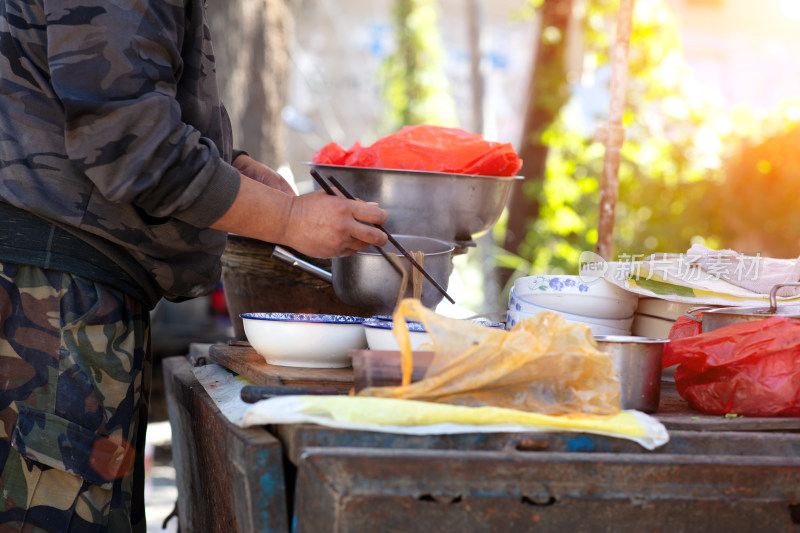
[313,125,522,177]
[663,316,800,417]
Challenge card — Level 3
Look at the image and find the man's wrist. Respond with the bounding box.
[232,149,249,165]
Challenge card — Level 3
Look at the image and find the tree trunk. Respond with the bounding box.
[467,0,485,135]
[595,0,635,261]
[206,0,291,168]
[502,0,574,257]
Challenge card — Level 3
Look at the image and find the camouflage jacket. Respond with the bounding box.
[0,0,241,302]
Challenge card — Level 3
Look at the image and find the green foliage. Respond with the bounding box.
[511,0,800,282]
[380,0,459,132]
[514,0,731,276]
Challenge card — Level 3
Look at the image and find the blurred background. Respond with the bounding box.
[154,0,800,347]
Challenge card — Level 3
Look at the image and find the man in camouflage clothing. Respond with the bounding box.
[0,1,388,531]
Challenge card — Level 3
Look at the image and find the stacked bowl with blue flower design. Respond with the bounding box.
[507,275,639,335]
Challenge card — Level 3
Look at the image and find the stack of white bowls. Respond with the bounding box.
[631,298,718,338]
[631,298,718,381]
[507,275,639,335]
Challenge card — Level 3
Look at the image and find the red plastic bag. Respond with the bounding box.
[663,316,800,417]
[313,125,522,177]
[666,313,702,346]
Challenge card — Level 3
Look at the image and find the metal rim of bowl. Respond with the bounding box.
[594,335,669,343]
[303,162,522,182]
[363,317,504,331]
[240,312,366,324]
[354,235,455,257]
[362,317,427,332]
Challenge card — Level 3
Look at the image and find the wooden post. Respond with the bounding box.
[595,0,636,261]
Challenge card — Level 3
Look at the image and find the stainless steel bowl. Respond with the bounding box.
[689,283,800,332]
[332,235,455,314]
[594,335,668,413]
[306,163,519,243]
[696,305,800,332]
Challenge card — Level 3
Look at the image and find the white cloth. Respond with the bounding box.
[687,245,800,297]
[193,364,250,425]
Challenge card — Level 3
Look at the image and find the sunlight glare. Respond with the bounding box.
[780,0,800,20]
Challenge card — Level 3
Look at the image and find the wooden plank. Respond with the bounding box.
[293,446,800,532]
[208,343,354,393]
[163,356,290,533]
[655,380,800,432]
[273,424,800,468]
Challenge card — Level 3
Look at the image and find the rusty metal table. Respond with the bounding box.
[163,353,800,533]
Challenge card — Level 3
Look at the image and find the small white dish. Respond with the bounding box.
[363,317,433,351]
[241,312,367,368]
[363,316,505,351]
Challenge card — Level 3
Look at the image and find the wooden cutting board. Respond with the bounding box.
[208,343,355,393]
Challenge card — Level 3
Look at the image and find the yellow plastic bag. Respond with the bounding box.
[357,299,621,415]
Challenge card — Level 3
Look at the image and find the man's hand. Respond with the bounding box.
[233,153,296,196]
[279,190,388,257]
[210,174,388,259]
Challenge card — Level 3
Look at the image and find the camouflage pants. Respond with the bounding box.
[0,263,151,532]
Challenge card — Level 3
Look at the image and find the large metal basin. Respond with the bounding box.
[332,235,455,315]
[307,164,519,243]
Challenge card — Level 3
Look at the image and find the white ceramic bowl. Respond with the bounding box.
[635,298,704,321]
[509,288,634,330]
[363,316,504,351]
[506,309,630,336]
[363,318,433,351]
[241,312,367,368]
[512,275,638,319]
[631,313,675,339]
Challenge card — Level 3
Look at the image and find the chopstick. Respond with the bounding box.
[325,175,456,305]
[309,169,404,278]
[309,169,337,196]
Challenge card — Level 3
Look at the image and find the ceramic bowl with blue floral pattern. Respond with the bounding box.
[508,288,634,330]
[241,312,367,368]
[511,275,638,320]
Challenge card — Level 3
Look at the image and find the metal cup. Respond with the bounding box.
[594,335,668,413]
